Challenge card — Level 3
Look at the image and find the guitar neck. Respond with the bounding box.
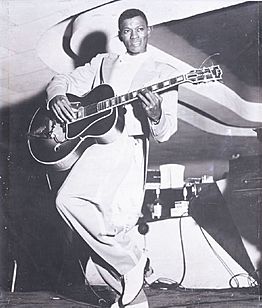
[81,64,222,116]
[95,74,185,113]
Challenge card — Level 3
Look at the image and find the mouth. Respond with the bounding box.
[131,41,141,47]
[131,44,141,50]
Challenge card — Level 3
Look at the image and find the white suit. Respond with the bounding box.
[46,50,178,303]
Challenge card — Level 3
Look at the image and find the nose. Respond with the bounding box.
[130,29,138,39]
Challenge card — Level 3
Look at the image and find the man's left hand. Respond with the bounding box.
[138,89,162,123]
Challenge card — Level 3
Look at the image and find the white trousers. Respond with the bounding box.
[56,131,146,280]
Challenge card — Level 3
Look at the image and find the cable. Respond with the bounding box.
[149,212,188,290]
[78,259,109,307]
[229,273,259,289]
[176,212,188,287]
[198,226,241,288]
[150,220,258,292]
[199,52,221,68]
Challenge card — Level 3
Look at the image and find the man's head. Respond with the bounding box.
[118,9,151,55]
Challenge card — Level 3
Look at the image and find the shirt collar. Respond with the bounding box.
[118,49,151,63]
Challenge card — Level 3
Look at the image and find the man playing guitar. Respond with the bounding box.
[46,8,178,308]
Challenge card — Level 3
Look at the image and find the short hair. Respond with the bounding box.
[118,9,148,30]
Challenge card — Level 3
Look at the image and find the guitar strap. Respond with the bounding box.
[99,58,105,84]
[91,57,105,89]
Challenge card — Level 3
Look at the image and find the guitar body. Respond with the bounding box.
[27,84,125,171]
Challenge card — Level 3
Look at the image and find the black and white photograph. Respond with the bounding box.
[0,0,261,307]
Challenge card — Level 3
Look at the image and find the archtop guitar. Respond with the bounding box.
[27,65,223,171]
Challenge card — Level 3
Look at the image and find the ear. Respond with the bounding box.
[118,30,123,42]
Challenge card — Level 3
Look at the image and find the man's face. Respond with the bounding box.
[119,16,151,55]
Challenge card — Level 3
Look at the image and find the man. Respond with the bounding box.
[46,8,178,308]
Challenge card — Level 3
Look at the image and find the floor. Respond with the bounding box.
[1,285,261,307]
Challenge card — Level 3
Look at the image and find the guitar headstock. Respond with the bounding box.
[186,65,223,84]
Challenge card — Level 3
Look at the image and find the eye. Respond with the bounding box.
[122,29,131,35]
[137,26,145,32]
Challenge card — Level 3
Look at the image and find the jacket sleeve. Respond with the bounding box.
[149,63,178,142]
[150,89,178,142]
[45,54,104,108]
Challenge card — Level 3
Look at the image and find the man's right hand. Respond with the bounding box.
[49,95,76,123]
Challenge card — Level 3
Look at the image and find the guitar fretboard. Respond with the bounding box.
[81,74,185,117]
[98,74,185,112]
[80,65,222,117]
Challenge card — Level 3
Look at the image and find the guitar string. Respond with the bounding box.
[75,66,221,119]
[81,75,183,116]
[199,52,220,68]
